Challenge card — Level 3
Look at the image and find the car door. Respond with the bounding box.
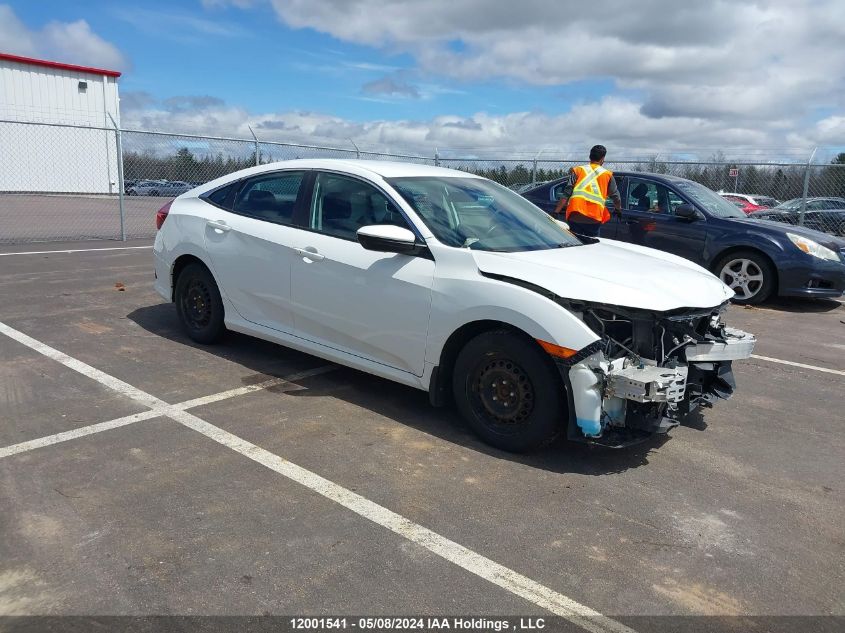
[596,176,626,240]
[288,171,435,376]
[202,170,307,334]
[614,177,707,264]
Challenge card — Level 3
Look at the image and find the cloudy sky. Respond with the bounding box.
[2,0,844,159]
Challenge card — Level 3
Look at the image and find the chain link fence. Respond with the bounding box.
[2,118,844,243]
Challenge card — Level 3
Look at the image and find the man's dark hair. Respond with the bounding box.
[589,145,607,162]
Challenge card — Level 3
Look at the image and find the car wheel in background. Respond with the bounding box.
[174,262,226,344]
[150,190,159,197]
[452,329,565,452]
[716,250,775,305]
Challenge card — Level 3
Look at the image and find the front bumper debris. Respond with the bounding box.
[685,327,756,361]
[560,302,756,446]
[605,362,687,403]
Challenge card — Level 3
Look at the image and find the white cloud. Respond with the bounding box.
[266,0,845,130]
[0,4,126,71]
[121,92,804,159]
[0,5,36,56]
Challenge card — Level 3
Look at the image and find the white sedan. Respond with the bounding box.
[153,160,755,452]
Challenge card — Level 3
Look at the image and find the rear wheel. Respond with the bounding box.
[174,262,225,344]
[715,250,775,305]
[452,329,565,452]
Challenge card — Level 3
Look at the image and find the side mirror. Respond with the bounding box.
[675,203,700,220]
[357,225,423,255]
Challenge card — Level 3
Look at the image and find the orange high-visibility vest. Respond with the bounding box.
[566,163,613,223]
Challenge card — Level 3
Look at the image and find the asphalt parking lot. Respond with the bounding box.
[0,240,843,632]
[0,195,162,243]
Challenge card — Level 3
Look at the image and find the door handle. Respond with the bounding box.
[206,219,231,232]
[294,247,325,262]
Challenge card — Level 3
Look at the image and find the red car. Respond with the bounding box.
[719,193,778,214]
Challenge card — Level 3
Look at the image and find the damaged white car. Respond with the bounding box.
[153,160,755,452]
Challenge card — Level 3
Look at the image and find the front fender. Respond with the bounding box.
[705,226,787,269]
[426,273,599,367]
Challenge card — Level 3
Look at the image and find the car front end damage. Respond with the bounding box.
[557,301,755,446]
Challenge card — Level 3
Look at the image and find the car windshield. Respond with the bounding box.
[675,181,747,219]
[774,199,801,210]
[387,176,583,252]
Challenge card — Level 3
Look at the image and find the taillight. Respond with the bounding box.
[155,200,173,230]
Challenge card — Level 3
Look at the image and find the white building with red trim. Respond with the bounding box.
[0,52,122,194]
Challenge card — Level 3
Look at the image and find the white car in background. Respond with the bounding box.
[127,180,194,197]
[153,160,755,452]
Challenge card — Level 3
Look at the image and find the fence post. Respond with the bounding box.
[248,125,259,166]
[434,148,440,167]
[531,149,545,185]
[348,138,361,159]
[798,147,817,227]
[108,114,126,241]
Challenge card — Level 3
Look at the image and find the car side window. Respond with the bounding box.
[551,181,567,201]
[232,171,304,225]
[606,176,624,208]
[204,182,237,209]
[310,172,410,241]
[627,179,682,215]
[627,179,657,212]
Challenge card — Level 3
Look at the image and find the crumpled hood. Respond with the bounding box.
[473,239,734,312]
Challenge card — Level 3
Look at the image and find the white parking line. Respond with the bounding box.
[750,354,845,377]
[0,320,635,633]
[0,245,153,256]
[0,410,160,460]
[0,368,336,461]
[174,408,633,633]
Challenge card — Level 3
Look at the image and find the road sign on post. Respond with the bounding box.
[729,167,739,191]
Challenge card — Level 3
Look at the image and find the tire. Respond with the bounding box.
[150,190,159,197]
[452,329,565,452]
[715,250,776,305]
[174,262,226,344]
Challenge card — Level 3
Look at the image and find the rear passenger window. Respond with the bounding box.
[204,182,236,209]
[310,172,409,241]
[232,172,304,224]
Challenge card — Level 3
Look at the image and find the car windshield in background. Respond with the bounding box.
[675,181,747,219]
[387,177,583,252]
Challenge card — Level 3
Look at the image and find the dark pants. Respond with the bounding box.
[567,220,601,238]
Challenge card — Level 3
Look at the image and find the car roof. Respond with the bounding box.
[611,171,693,184]
[234,159,484,180]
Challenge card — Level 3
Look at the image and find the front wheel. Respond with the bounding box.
[174,262,226,344]
[716,250,775,305]
[452,329,566,452]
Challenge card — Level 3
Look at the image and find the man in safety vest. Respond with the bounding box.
[553,145,622,238]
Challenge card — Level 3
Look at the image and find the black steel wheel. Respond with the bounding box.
[174,262,225,343]
[452,329,565,452]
